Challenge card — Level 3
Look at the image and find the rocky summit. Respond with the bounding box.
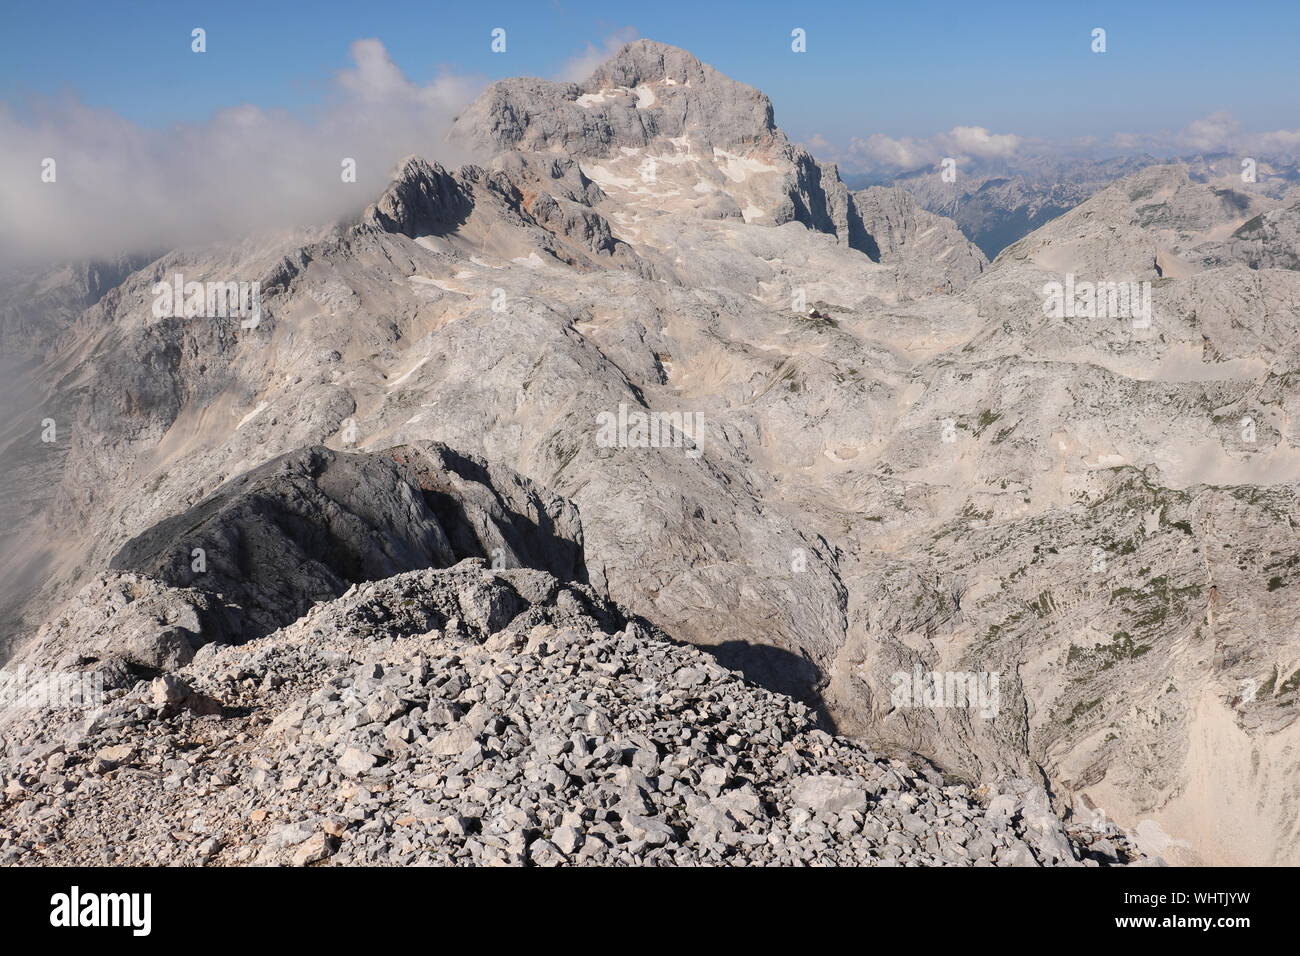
[2,38,1298,868]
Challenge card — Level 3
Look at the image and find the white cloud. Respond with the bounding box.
[1109,131,1149,150]
[849,133,941,170]
[1179,111,1300,155]
[0,39,484,267]
[1254,127,1300,152]
[802,133,832,153]
[1180,111,1241,151]
[846,125,1021,173]
[943,126,1022,159]
[1108,111,1300,157]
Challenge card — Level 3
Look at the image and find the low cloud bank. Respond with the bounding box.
[0,39,484,268]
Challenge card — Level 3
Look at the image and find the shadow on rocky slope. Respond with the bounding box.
[107,441,585,644]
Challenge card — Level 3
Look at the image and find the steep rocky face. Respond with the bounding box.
[363,160,476,240]
[851,186,988,293]
[356,155,647,274]
[1,41,1298,865]
[0,562,1149,867]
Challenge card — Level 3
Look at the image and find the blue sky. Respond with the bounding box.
[4,0,1298,265]
[1,0,1296,146]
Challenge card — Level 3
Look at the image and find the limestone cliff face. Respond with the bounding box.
[852,185,988,292]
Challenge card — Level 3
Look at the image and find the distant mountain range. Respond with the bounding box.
[846,154,1300,258]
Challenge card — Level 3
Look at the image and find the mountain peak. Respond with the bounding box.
[448,39,776,158]
[583,38,730,88]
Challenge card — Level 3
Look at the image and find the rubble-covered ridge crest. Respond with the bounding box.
[0,563,1150,867]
